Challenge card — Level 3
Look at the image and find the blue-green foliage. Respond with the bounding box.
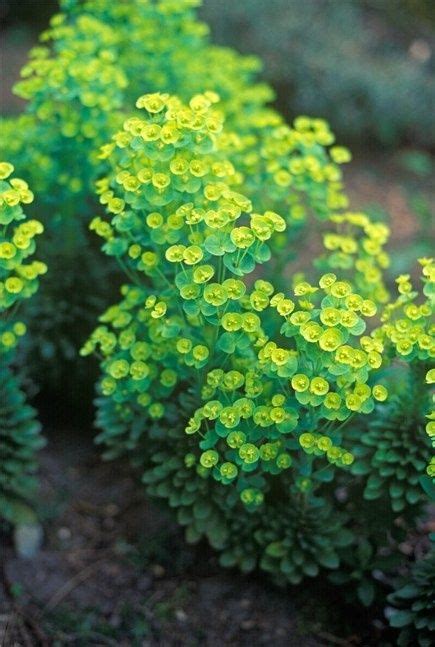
[388,546,435,646]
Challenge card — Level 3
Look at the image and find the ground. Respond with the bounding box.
[1,431,327,646]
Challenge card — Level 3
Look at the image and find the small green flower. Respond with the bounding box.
[200,450,219,468]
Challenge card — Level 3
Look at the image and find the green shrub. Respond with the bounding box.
[4,0,393,393]
[1,0,433,629]
[83,92,433,597]
[351,364,431,514]
[0,162,46,523]
[0,0,272,390]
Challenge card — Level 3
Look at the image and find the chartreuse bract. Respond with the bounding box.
[350,260,435,515]
[0,162,46,524]
[83,92,404,587]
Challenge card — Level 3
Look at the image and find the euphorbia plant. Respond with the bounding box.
[1,0,431,620]
[0,162,46,524]
[1,0,371,389]
[351,262,435,513]
[83,92,414,587]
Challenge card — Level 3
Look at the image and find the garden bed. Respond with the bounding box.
[2,430,323,646]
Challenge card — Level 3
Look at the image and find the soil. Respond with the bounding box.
[1,431,330,647]
[1,417,433,647]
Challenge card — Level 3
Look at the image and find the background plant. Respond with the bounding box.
[202,0,435,149]
[387,545,435,646]
[0,162,46,524]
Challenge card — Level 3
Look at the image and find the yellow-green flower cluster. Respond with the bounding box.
[225,116,351,235]
[85,93,287,472]
[185,273,388,501]
[86,94,390,509]
[317,211,390,304]
[0,162,46,352]
[81,284,191,426]
[425,369,435,479]
[10,0,276,217]
[374,259,434,361]
[369,262,434,480]
[15,14,127,134]
[91,92,282,288]
[299,432,353,466]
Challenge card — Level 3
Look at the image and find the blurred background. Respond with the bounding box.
[1,0,434,276]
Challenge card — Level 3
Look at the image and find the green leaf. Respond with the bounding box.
[220,552,237,568]
[277,356,298,378]
[394,584,419,599]
[357,580,375,607]
[356,539,373,565]
[253,243,271,263]
[216,332,236,354]
[193,500,212,520]
[419,475,435,502]
[348,318,366,336]
[318,551,339,569]
[204,232,235,256]
[405,488,422,504]
[102,238,128,256]
[265,542,286,558]
[389,610,414,628]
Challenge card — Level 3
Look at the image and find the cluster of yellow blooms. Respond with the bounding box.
[318,212,390,304]
[0,162,46,352]
[371,259,435,477]
[219,115,351,232]
[425,367,435,479]
[84,93,394,506]
[15,14,127,138]
[375,260,434,359]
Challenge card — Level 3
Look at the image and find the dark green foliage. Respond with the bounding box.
[144,434,355,586]
[328,507,403,607]
[254,497,352,585]
[351,366,431,514]
[388,547,435,646]
[0,357,45,523]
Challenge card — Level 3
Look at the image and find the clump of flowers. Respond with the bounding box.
[1,0,360,388]
[317,211,391,304]
[2,0,430,624]
[84,93,399,584]
[0,162,47,350]
[0,162,46,523]
[372,260,435,478]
